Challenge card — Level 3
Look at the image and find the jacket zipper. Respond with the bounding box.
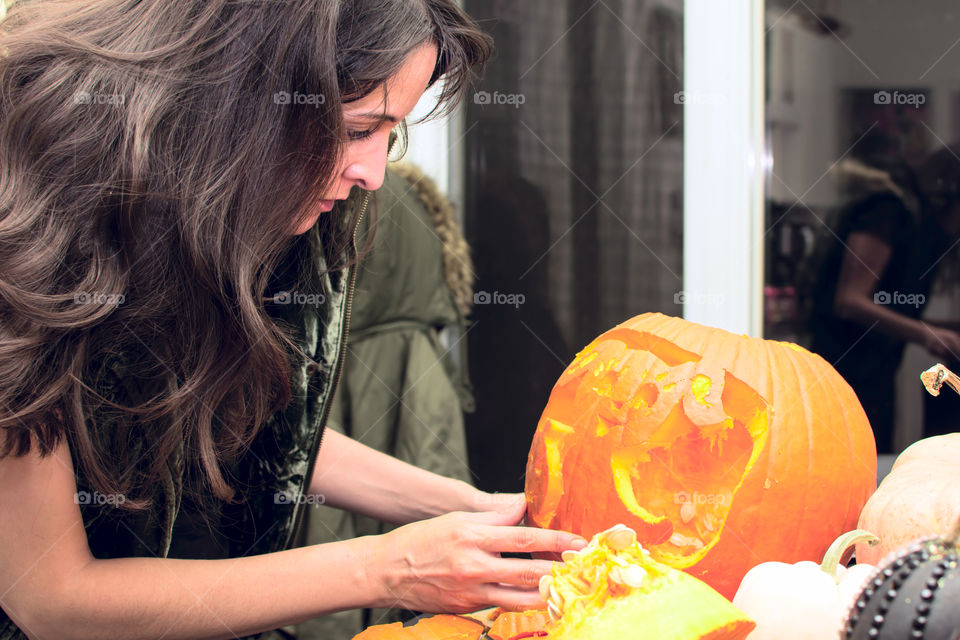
[284,188,370,549]
[285,134,397,549]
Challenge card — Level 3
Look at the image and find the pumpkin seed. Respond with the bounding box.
[608,563,646,588]
[669,532,705,549]
[680,500,696,524]
[570,574,592,593]
[608,566,624,585]
[548,583,563,606]
[539,575,552,600]
[602,525,637,551]
[618,565,647,588]
[547,600,562,623]
[702,511,717,532]
[561,550,580,563]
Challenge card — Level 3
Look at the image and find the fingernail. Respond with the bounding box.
[570,537,588,550]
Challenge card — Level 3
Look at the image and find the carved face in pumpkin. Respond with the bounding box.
[525,313,876,598]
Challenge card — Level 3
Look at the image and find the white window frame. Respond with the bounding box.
[683,0,766,336]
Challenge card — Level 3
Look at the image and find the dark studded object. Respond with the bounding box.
[843,516,960,640]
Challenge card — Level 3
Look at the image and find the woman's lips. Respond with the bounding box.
[318,199,335,212]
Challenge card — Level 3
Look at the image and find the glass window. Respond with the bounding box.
[764,0,960,454]
[462,0,684,492]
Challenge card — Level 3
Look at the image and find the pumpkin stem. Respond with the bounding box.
[820,529,880,582]
[921,363,960,397]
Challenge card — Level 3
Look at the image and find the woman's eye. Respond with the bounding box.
[347,128,375,141]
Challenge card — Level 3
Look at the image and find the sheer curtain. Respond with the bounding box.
[462,0,684,492]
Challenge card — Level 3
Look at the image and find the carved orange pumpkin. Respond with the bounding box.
[525,313,877,598]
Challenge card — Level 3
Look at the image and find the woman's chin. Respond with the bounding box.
[292,200,336,235]
[293,213,322,235]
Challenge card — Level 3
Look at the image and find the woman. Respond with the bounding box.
[0,2,585,639]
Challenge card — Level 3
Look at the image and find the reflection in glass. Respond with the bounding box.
[462,0,684,491]
[765,0,960,453]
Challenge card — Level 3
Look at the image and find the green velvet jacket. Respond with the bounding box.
[0,193,367,640]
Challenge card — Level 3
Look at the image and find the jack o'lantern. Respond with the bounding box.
[525,313,876,598]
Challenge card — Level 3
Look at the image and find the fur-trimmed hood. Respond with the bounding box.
[387,162,475,319]
[830,157,921,216]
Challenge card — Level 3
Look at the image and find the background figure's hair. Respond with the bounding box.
[0,0,492,511]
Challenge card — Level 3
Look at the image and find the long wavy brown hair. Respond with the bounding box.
[0,0,492,510]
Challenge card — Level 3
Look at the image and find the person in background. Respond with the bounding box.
[296,162,477,640]
[810,142,960,454]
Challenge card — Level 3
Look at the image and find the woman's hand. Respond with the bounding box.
[465,491,530,525]
[366,494,586,614]
[922,324,960,361]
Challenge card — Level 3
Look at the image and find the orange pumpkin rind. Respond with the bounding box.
[350,614,484,640]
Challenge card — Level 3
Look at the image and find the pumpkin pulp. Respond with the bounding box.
[543,525,756,640]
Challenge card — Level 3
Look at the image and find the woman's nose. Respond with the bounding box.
[341,145,388,192]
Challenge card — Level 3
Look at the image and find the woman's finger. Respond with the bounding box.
[480,583,547,613]
[483,557,558,588]
[473,524,587,555]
